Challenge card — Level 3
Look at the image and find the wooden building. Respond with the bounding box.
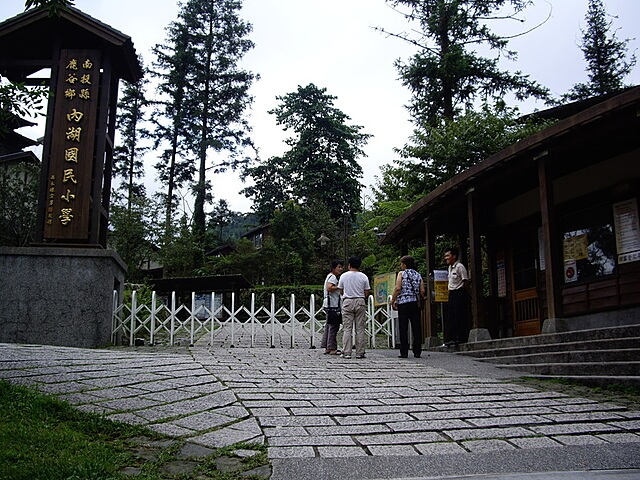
[382,87,640,343]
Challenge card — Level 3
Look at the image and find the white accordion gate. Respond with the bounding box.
[112,291,395,349]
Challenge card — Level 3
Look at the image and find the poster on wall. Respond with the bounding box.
[496,258,506,298]
[563,234,589,261]
[374,272,397,306]
[613,199,640,264]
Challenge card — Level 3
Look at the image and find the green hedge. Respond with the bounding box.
[239,285,323,306]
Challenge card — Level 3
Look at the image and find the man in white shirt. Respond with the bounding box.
[444,247,469,347]
[337,256,371,359]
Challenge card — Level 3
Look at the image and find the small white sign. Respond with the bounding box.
[564,259,578,283]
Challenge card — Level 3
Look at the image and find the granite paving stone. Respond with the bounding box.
[552,434,608,445]
[467,414,554,427]
[445,426,536,441]
[509,436,562,449]
[2,341,640,476]
[315,446,368,457]
[334,412,414,425]
[354,432,444,445]
[597,433,640,443]
[267,446,316,458]
[532,422,623,435]
[268,435,357,447]
[462,439,517,452]
[414,442,468,455]
[368,445,420,456]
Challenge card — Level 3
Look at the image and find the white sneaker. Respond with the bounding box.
[340,353,351,359]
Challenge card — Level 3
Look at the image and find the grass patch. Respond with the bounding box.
[0,380,155,480]
[0,380,270,479]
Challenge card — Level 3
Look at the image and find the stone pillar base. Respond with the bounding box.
[0,246,126,348]
[468,328,491,343]
[541,317,568,334]
[422,336,443,348]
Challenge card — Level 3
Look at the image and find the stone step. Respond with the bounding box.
[522,374,640,388]
[477,347,640,365]
[496,361,640,377]
[458,337,640,359]
[457,324,640,353]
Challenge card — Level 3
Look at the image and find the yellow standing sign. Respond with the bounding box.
[433,270,449,303]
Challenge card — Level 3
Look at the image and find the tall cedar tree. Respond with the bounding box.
[113,72,149,211]
[243,83,370,223]
[383,0,549,126]
[564,0,636,101]
[179,0,256,238]
[373,1,551,203]
[151,21,200,231]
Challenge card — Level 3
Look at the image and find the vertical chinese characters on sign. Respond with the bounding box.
[44,50,100,241]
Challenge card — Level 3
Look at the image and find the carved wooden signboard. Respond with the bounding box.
[43,48,100,241]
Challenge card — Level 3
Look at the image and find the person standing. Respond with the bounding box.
[338,256,371,359]
[391,255,426,358]
[321,260,343,355]
[444,247,469,347]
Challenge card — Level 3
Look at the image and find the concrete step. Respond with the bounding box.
[457,324,640,353]
[522,374,640,388]
[458,337,640,359]
[497,361,640,377]
[478,348,640,365]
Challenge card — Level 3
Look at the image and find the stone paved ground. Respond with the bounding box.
[1,342,640,479]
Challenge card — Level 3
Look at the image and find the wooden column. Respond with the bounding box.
[423,218,439,343]
[466,187,484,329]
[537,154,562,320]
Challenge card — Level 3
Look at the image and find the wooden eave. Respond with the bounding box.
[382,86,640,245]
[0,6,142,83]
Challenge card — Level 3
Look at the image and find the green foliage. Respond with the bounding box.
[202,202,343,286]
[113,71,150,209]
[0,161,39,247]
[375,103,553,202]
[108,196,159,282]
[385,0,550,126]
[159,215,205,277]
[150,21,197,229]
[0,80,48,138]
[239,284,323,308]
[179,0,257,237]
[243,83,370,223]
[23,0,74,16]
[564,0,636,101]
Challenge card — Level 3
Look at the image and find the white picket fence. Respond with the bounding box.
[111,291,396,349]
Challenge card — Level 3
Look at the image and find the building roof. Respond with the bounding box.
[0,6,142,83]
[382,86,640,244]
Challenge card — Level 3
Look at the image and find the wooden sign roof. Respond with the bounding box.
[0,6,142,83]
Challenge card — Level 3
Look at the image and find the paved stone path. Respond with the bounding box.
[1,342,640,479]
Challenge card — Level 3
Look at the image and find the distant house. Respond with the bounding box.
[205,243,236,257]
[382,87,640,344]
[242,223,270,249]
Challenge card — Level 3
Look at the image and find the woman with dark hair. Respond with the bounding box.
[391,255,426,358]
[321,260,343,354]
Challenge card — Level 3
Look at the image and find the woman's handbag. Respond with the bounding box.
[326,295,342,325]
